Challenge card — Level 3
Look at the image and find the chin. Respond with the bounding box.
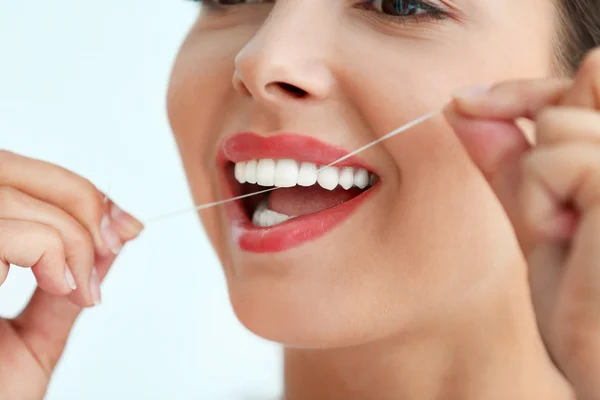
[208,131,389,347]
[221,230,424,349]
[226,266,386,349]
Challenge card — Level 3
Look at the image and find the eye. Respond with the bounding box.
[367,0,440,17]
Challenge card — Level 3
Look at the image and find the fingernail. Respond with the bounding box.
[109,203,144,237]
[65,266,77,290]
[452,85,492,99]
[100,214,122,255]
[90,268,102,306]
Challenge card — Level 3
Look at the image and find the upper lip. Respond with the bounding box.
[219,132,375,172]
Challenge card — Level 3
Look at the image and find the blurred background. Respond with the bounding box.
[0,1,281,399]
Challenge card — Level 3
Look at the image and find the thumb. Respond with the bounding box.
[11,253,117,374]
[444,102,533,250]
[10,200,143,374]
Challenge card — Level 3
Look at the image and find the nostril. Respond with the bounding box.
[273,82,309,99]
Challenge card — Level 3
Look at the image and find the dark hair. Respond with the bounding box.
[556,0,600,74]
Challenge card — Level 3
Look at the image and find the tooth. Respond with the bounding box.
[252,206,262,226]
[338,167,354,190]
[370,173,379,186]
[256,158,276,186]
[264,209,291,227]
[259,207,269,227]
[252,200,291,227]
[272,212,290,225]
[234,162,247,184]
[245,160,257,184]
[274,159,299,188]
[317,167,339,191]
[354,168,369,189]
[252,200,267,226]
[297,162,318,187]
[264,209,283,227]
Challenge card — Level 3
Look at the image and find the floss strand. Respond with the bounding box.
[144,104,447,224]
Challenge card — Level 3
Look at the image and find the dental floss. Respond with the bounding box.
[143,104,448,224]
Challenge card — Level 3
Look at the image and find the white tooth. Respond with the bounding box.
[234,162,247,184]
[252,200,291,227]
[354,168,369,189]
[256,158,276,186]
[338,167,354,190]
[245,160,257,184]
[259,208,269,227]
[274,159,299,188]
[252,207,262,226]
[252,210,260,226]
[317,167,339,191]
[297,162,318,187]
[272,212,290,225]
[265,210,280,227]
[252,199,267,226]
[263,209,291,227]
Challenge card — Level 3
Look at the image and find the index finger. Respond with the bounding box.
[0,151,142,254]
[451,78,573,121]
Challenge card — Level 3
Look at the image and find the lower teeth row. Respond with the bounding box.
[252,199,293,228]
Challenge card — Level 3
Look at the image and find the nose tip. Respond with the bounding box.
[233,65,329,107]
[232,45,333,106]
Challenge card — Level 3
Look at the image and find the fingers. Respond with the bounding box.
[11,228,123,375]
[0,151,143,256]
[0,219,74,296]
[0,186,99,306]
[3,204,137,375]
[452,78,572,120]
[0,151,145,382]
[449,48,600,134]
[521,143,600,241]
[535,107,600,146]
[105,199,145,243]
[445,55,600,252]
[444,104,533,247]
[10,226,126,377]
[444,103,531,179]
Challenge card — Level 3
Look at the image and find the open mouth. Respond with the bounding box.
[229,159,378,228]
[219,132,379,253]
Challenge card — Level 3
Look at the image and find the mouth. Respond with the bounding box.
[219,132,380,253]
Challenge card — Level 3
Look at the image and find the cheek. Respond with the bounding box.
[168,32,238,162]
[166,32,242,261]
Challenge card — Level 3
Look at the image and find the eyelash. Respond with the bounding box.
[192,0,450,24]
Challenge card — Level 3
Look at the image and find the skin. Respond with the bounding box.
[0,0,599,399]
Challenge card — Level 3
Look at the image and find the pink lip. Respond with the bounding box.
[219,132,372,169]
[218,132,379,253]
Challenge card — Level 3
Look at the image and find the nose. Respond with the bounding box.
[232,3,335,106]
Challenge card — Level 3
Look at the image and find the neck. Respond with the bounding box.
[283,266,573,400]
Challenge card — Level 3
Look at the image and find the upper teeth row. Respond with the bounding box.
[234,159,372,191]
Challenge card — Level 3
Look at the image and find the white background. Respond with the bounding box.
[0,1,281,399]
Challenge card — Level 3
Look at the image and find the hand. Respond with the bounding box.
[445,47,600,399]
[0,151,143,400]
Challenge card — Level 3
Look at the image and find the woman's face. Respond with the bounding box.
[168,0,556,346]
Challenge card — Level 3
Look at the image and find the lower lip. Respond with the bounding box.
[223,181,378,254]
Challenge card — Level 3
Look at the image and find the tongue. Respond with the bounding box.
[268,186,364,216]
